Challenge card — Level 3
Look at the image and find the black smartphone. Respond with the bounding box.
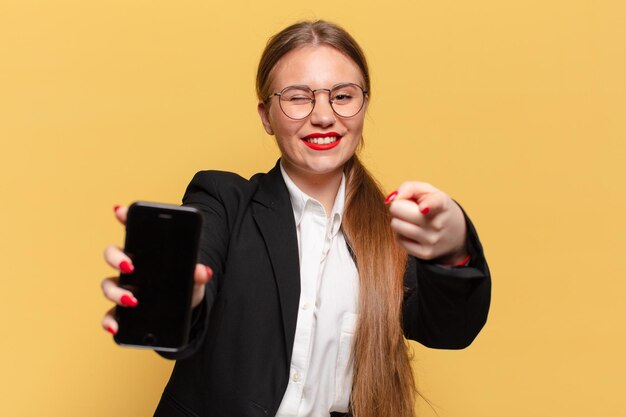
[114,202,202,352]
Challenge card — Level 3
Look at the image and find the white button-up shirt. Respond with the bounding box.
[275,164,359,417]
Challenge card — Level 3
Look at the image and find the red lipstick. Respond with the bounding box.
[302,132,342,151]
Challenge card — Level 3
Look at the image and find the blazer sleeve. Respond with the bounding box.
[402,205,491,349]
[158,170,239,360]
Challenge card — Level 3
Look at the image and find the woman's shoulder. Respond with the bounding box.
[184,169,260,198]
[182,161,285,211]
[183,167,278,205]
[189,169,250,187]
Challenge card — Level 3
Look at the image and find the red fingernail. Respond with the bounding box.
[120,294,138,307]
[421,207,430,215]
[384,191,398,204]
[113,205,120,213]
[106,325,117,335]
[119,260,134,274]
[205,266,213,279]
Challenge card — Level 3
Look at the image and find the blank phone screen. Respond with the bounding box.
[115,203,201,351]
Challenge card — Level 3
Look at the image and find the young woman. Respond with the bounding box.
[101,20,490,417]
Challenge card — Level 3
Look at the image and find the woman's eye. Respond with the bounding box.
[287,96,311,103]
[333,94,353,103]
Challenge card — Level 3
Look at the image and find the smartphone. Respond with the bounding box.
[114,201,202,352]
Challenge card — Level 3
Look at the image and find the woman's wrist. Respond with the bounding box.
[433,248,470,267]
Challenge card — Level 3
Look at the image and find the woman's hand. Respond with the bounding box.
[386,182,469,265]
[100,206,213,335]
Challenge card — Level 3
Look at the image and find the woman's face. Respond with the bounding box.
[258,45,367,181]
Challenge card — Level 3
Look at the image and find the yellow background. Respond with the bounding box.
[1,0,624,416]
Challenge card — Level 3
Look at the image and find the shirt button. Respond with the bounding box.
[302,302,311,310]
[292,371,301,382]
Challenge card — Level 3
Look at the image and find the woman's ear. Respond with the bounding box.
[257,102,274,135]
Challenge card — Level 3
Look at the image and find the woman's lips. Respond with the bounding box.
[302,132,342,151]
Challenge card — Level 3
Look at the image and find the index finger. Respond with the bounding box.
[395,182,442,215]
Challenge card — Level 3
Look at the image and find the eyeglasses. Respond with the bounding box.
[268,82,368,120]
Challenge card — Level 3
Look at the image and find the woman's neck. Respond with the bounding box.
[282,164,343,217]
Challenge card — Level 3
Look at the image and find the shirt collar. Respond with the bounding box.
[280,162,345,237]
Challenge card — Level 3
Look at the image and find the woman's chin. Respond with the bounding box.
[284,158,347,180]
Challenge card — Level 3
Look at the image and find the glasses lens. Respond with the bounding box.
[278,87,314,119]
[330,84,365,118]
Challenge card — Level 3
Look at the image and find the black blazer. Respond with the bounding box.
[154,161,491,417]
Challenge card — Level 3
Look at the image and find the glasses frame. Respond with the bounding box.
[268,82,368,120]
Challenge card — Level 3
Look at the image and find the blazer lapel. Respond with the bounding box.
[251,161,301,363]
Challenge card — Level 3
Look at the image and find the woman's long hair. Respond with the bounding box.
[256,20,415,417]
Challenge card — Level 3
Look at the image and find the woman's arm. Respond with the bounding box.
[387,182,491,348]
[401,209,491,348]
[158,170,243,360]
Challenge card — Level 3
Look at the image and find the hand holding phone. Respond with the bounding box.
[112,202,203,352]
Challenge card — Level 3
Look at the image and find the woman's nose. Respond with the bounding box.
[309,97,336,127]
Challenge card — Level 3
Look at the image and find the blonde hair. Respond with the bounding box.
[256,20,415,417]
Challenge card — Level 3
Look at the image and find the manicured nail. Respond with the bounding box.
[205,266,213,279]
[421,207,430,215]
[384,191,398,204]
[113,205,120,213]
[120,294,138,307]
[106,325,117,335]
[119,260,134,274]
